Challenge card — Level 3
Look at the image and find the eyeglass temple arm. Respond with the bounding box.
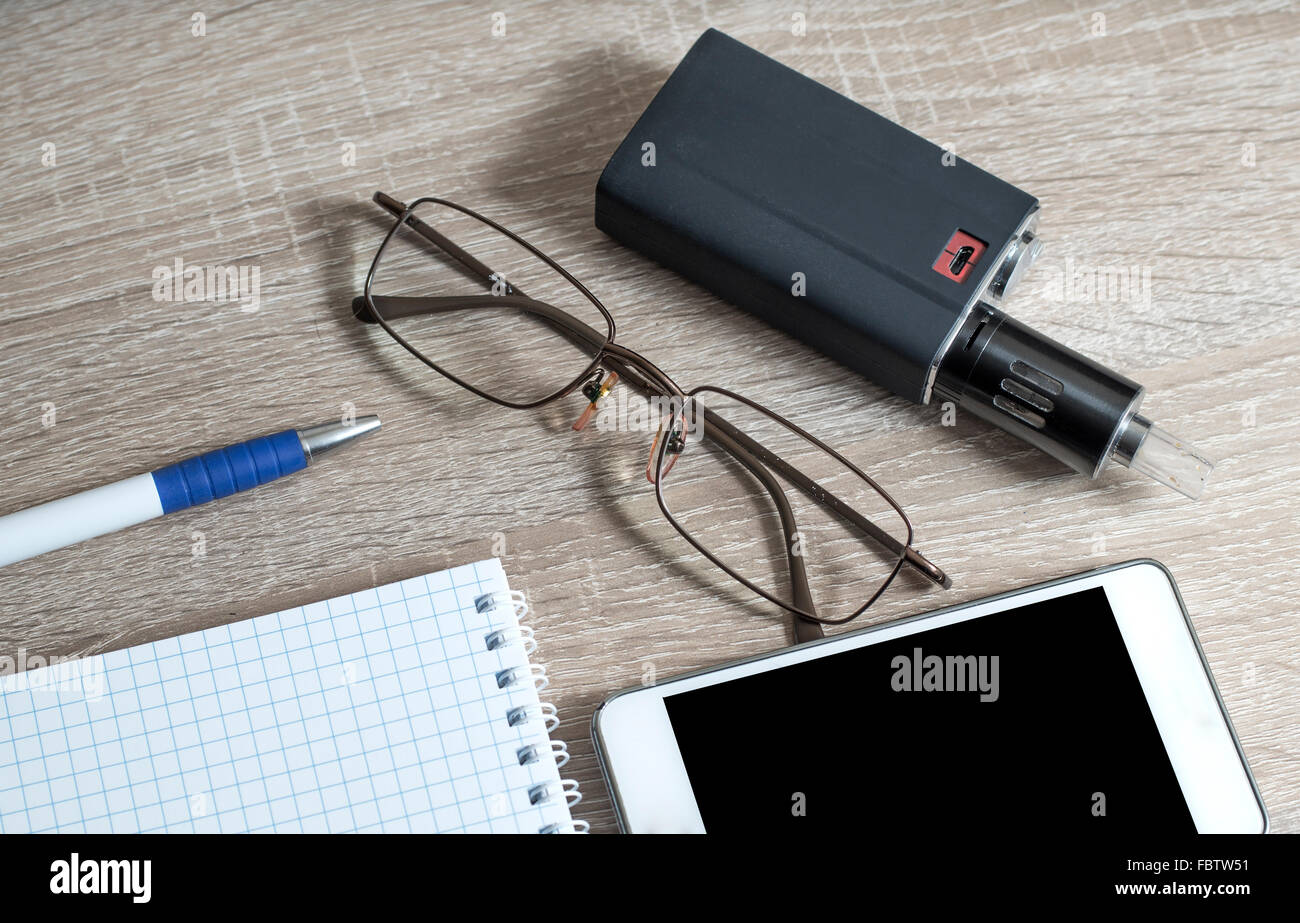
[701,421,824,642]
[357,294,948,590]
[375,193,502,289]
[700,409,949,588]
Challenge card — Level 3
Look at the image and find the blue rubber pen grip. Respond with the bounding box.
[150,429,307,514]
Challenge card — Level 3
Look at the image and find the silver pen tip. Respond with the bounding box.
[298,415,381,464]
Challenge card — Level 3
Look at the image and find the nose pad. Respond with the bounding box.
[645,412,687,484]
[572,370,618,432]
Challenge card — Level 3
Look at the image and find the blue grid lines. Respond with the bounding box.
[0,559,575,834]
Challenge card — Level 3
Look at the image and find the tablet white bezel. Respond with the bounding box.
[592,560,1267,833]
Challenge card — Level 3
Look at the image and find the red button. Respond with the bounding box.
[933,230,987,283]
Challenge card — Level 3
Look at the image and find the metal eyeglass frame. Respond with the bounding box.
[354,192,949,643]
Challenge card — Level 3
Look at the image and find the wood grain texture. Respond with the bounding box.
[1,0,1297,834]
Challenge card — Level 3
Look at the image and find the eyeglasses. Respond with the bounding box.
[353,192,949,643]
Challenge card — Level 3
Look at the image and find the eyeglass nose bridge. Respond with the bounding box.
[568,366,687,484]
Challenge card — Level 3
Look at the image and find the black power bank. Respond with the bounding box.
[595,29,1213,498]
[596,28,1037,404]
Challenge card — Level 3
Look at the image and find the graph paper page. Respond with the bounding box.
[0,558,574,833]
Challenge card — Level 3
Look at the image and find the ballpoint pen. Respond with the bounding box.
[0,416,381,569]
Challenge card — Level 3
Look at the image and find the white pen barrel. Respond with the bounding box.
[0,473,165,569]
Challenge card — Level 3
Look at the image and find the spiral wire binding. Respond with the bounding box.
[485,624,537,656]
[506,702,559,732]
[476,589,530,619]
[475,588,587,834]
[495,662,549,692]
[527,779,582,807]
[517,739,570,769]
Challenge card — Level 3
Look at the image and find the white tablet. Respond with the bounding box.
[593,560,1267,833]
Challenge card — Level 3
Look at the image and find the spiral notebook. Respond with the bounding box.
[0,558,585,834]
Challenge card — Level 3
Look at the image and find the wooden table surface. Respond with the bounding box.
[2,0,1297,834]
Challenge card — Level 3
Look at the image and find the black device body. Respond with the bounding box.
[596,29,1158,483]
